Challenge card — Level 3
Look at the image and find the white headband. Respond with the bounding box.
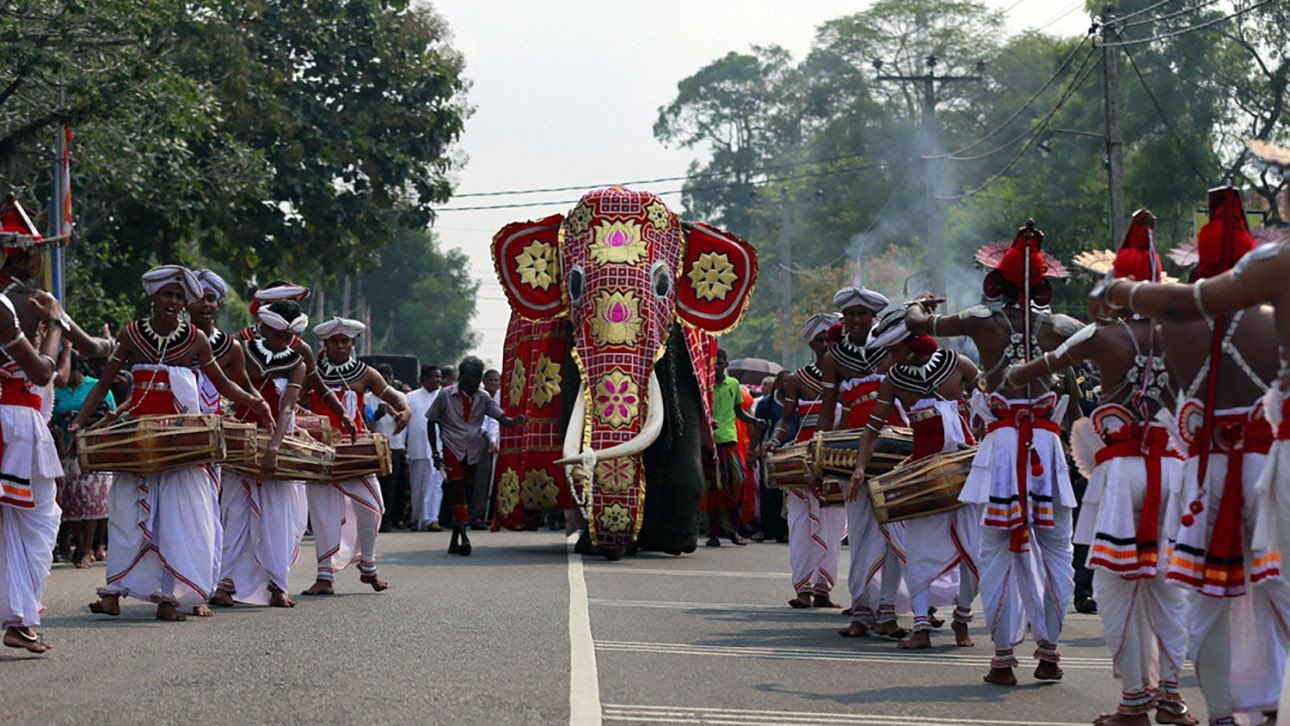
[193,268,229,302]
[258,309,308,334]
[313,316,365,340]
[141,265,203,300]
[254,284,310,303]
[867,308,911,349]
[800,312,842,342]
[832,285,889,313]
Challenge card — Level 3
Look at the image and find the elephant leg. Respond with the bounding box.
[637,357,704,556]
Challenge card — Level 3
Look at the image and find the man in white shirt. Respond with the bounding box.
[367,364,406,531]
[470,369,502,529]
[404,366,445,531]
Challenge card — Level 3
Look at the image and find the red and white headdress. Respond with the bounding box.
[0,193,60,255]
[974,219,1069,306]
[1073,209,1170,283]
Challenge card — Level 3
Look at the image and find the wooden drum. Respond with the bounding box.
[221,421,259,466]
[77,414,225,475]
[812,427,914,480]
[228,433,335,483]
[817,479,846,507]
[294,412,337,446]
[332,433,393,480]
[867,447,977,525]
[764,442,813,489]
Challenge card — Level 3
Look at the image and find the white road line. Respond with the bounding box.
[594,640,1113,669]
[603,704,1085,726]
[567,534,602,726]
[585,566,788,579]
[590,598,787,611]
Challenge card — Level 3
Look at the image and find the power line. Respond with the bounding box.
[434,161,888,212]
[1120,0,1225,29]
[1101,0,1272,46]
[1113,0,1180,24]
[1035,1,1087,32]
[926,35,1093,160]
[939,45,1101,201]
[449,152,874,198]
[1122,46,1211,184]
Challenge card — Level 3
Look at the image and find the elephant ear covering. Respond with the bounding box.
[675,222,758,335]
[492,214,567,320]
[493,314,574,530]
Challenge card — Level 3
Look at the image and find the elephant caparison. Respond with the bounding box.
[490,187,758,560]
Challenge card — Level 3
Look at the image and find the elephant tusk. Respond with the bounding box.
[555,370,664,466]
[561,380,587,464]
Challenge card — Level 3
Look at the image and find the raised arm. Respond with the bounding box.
[1003,322,1094,389]
[846,377,898,501]
[0,298,59,386]
[1095,263,1265,324]
[71,331,130,430]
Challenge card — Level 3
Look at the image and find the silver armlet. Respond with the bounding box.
[40,354,55,370]
[1126,282,1143,312]
[286,383,303,390]
[865,423,883,434]
[821,381,837,389]
[1193,281,1210,319]
[1,332,24,351]
[929,316,938,336]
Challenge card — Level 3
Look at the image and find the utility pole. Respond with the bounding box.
[779,188,793,366]
[1100,4,1127,243]
[876,55,983,296]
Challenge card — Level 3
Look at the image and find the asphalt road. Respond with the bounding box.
[4,529,1206,725]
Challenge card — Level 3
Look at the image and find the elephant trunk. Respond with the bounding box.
[557,370,664,468]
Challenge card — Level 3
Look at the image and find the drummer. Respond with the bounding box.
[1008,212,1195,726]
[847,307,981,650]
[905,223,1083,686]
[817,285,910,639]
[0,287,68,653]
[77,266,274,622]
[210,299,311,609]
[187,269,248,616]
[766,313,846,609]
[300,317,409,595]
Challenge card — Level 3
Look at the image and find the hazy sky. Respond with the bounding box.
[430,0,1092,367]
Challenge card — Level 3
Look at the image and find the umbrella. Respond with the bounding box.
[727,357,783,385]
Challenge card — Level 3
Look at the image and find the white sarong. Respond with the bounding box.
[786,489,845,596]
[217,470,307,605]
[307,475,384,581]
[0,400,61,628]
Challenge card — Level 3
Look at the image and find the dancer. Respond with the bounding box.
[766,313,846,609]
[209,299,310,608]
[301,318,409,595]
[79,266,273,621]
[1014,211,1195,725]
[906,221,1082,685]
[848,308,980,650]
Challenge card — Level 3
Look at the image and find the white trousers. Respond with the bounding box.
[307,476,384,581]
[99,467,219,607]
[0,479,59,628]
[217,471,307,605]
[906,504,981,631]
[845,492,906,625]
[786,490,845,596]
[978,506,1075,668]
[1093,568,1189,714]
[408,458,443,530]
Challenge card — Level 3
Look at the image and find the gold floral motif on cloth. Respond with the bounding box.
[516,239,557,291]
[590,220,648,265]
[520,469,559,510]
[589,291,643,347]
[531,355,562,407]
[566,202,594,235]
[686,251,738,301]
[497,468,521,515]
[594,369,640,429]
[598,502,633,534]
[645,200,673,231]
[507,359,527,408]
[595,458,636,494]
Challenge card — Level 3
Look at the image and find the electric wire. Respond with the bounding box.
[1100,0,1272,46]
[1119,0,1225,29]
[1122,46,1212,184]
[1035,1,1087,32]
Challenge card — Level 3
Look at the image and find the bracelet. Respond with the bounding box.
[1193,281,1210,319]
[865,423,883,434]
[1042,354,1054,374]
[286,383,303,390]
[1126,281,1142,312]
[1104,278,1125,311]
[820,382,837,389]
[40,354,55,370]
[1,332,23,351]
[929,316,938,336]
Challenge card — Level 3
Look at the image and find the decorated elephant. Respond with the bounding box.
[490,187,757,559]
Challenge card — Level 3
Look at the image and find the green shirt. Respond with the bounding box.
[712,375,742,445]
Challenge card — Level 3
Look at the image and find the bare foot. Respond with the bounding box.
[872,621,908,639]
[927,610,944,628]
[1034,659,1063,681]
[155,602,187,622]
[3,626,51,654]
[269,590,297,608]
[88,595,120,617]
[788,593,812,609]
[952,621,974,647]
[897,630,932,649]
[838,622,870,638]
[208,590,236,607]
[360,573,390,592]
[812,594,842,608]
[191,604,214,617]
[983,667,1017,686]
[300,580,334,596]
[1091,713,1151,726]
[74,556,92,569]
